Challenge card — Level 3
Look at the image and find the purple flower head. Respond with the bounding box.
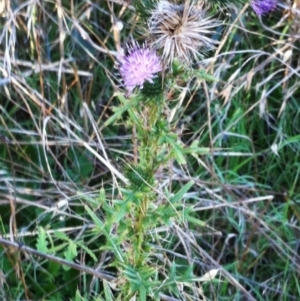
[119,43,162,95]
[251,0,277,15]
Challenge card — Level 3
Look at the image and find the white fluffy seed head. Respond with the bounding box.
[148,0,221,67]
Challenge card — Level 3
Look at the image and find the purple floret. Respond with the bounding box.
[251,0,277,15]
[119,44,162,94]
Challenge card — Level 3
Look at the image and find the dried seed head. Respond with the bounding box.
[148,0,221,67]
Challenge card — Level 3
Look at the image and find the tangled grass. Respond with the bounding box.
[0,0,299,300]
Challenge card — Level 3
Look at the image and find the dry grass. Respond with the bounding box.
[0,0,300,300]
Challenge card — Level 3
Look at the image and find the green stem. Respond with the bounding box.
[130,102,161,266]
[133,197,148,266]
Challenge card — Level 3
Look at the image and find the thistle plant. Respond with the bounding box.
[85,2,226,300]
[89,37,214,298]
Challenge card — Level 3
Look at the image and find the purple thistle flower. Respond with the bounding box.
[119,44,162,95]
[250,0,277,15]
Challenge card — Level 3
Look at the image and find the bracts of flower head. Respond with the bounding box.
[148,0,221,67]
[250,0,277,15]
[118,42,162,95]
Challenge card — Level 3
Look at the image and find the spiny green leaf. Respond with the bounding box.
[76,242,97,262]
[193,69,219,82]
[99,187,106,205]
[76,191,99,208]
[54,231,69,241]
[36,227,49,253]
[84,205,104,230]
[103,280,114,301]
[185,214,206,228]
[170,181,194,205]
[75,289,84,301]
[85,205,124,262]
[63,242,77,271]
[164,135,186,164]
[113,201,128,224]
[103,94,139,127]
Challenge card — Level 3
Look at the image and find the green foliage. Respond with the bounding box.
[36,227,50,253]
[132,0,158,19]
[125,164,155,191]
[206,0,248,8]
[122,264,158,301]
